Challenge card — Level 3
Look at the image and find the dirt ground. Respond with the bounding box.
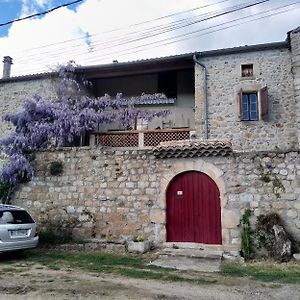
[0,260,300,300]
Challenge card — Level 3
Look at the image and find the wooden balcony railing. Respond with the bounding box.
[92,128,191,148]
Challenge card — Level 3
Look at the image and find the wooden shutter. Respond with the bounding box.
[237,89,243,120]
[260,86,269,121]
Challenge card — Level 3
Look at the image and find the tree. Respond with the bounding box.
[0,61,169,193]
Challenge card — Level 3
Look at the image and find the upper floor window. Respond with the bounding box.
[238,86,269,121]
[241,64,253,77]
[242,92,258,121]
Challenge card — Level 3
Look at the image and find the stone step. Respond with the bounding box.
[153,243,225,272]
[150,255,221,272]
[163,242,224,251]
[159,247,223,260]
[162,242,240,255]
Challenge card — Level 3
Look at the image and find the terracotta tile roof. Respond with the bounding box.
[153,139,232,158]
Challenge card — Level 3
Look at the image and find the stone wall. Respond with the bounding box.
[195,46,297,152]
[0,78,54,137]
[12,147,300,251]
[0,77,55,138]
[290,27,300,150]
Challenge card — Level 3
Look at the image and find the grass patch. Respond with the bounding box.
[1,267,19,273]
[24,249,216,284]
[221,261,300,284]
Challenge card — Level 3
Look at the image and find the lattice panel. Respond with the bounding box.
[97,133,139,147]
[144,130,190,147]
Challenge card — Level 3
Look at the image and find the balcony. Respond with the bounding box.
[92,128,191,148]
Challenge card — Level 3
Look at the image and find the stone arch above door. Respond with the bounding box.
[152,158,231,245]
[159,159,227,209]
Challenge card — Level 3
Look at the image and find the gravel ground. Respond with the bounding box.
[0,261,299,300]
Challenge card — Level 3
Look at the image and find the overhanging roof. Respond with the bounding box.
[0,40,288,83]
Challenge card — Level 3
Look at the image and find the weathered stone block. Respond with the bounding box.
[127,241,150,253]
[222,209,240,229]
[150,209,165,224]
[286,210,298,219]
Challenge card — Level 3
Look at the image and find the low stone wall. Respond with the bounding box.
[12,147,300,250]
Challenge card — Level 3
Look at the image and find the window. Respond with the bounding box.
[242,92,258,121]
[158,71,177,98]
[241,64,253,77]
[238,86,269,121]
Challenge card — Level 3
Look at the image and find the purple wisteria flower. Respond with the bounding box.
[0,61,170,185]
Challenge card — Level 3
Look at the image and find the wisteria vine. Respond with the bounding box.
[0,61,169,187]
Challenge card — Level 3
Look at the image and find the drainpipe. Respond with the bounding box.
[193,54,208,140]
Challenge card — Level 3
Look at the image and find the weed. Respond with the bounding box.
[240,209,254,260]
[272,175,285,198]
[257,162,271,182]
[47,264,61,270]
[0,181,12,204]
[49,161,63,176]
[256,159,285,198]
[38,206,79,245]
[1,267,18,273]
[221,261,300,284]
[133,234,144,242]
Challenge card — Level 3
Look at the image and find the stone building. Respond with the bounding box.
[0,26,300,253]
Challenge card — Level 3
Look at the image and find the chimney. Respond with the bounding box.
[2,56,13,79]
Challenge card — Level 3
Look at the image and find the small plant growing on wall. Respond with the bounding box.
[256,159,285,198]
[49,161,64,176]
[257,161,271,183]
[133,234,144,242]
[272,175,285,198]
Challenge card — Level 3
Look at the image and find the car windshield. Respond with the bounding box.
[0,210,34,224]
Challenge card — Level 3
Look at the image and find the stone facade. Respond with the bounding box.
[1,26,300,251]
[11,147,300,251]
[290,28,300,150]
[195,45,297,152]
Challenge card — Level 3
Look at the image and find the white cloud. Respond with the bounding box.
[34,0,50,7]
[20,0,53,17]
[0,0,299,77]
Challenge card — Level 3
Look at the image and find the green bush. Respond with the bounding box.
[49,161,64,176]
[240,209,253,260]
[0,181,12,204]
[38,228,74,246]
[38,229,59,245]
[38,208,79,246]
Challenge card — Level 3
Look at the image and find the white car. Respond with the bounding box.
[0,204,39,253]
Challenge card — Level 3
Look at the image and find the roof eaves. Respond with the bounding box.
[0,71,57,83]
[0,40,288,82]
[76,52,194,73]
[77,41,288,73]
[198,41,288,58]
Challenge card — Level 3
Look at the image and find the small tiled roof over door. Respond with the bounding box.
[152,140,232,158]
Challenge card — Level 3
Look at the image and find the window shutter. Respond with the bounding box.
[260,86,269,121]
[238,89,243,120]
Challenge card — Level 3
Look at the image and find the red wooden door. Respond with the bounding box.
[166,171,222,244]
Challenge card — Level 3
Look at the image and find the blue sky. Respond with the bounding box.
[0,1,81,36]
[0,1,21,36]
[0,0,300,76]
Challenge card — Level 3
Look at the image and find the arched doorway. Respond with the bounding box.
[166,171,222,244]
